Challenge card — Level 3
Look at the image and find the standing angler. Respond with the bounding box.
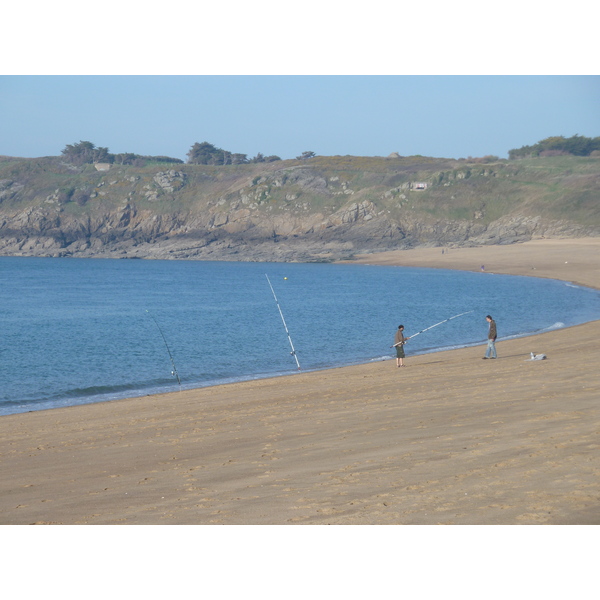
[390,311,474,368]
[483,315,497,359]
[393,325,410,367]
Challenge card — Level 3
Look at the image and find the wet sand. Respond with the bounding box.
[1,238,599,525]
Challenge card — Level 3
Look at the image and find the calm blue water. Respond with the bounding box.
[1,257,599,416]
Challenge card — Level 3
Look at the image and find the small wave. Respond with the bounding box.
[60,383,142,399]
[545,322,565,331]
[0,379,181,417]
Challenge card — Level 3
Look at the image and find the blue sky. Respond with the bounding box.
[1,75,598,161]
[2,3,598,162]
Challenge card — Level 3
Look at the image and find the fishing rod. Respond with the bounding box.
[146,310,182,388]
[265,274,301,370]
[392,310,474,346]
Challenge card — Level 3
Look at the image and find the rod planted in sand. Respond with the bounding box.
[146,310,182,388]
[265,274,301,370]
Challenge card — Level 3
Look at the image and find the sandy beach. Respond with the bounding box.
[1,238,599,525]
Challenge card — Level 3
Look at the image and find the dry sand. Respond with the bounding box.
[1,238,599,525]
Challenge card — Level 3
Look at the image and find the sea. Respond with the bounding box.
[1,256,599,416]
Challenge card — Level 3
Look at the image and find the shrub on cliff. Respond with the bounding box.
[62,141,111,166]
[509,135,600,159]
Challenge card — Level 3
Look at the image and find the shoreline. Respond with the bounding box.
[6,248,594,419]
[4,319,581,419]
[345,237,600,290]
[1,237,600,525]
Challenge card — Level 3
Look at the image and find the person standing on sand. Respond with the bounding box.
[483,315,497,359]
[393,325,410,367]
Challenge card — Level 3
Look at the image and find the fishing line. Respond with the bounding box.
[392,310,474,346]
[265,274,301,370]
[146,310,182,388]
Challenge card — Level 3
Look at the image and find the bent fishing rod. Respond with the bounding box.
[265,274,301,370]
[392,310,474,347]
[146,310,182,388]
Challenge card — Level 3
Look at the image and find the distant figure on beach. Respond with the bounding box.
[483,315,497,359]
[481,265,485,271]
[393,325,410,367]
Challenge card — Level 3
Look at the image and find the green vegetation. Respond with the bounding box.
[61,140,184,167]
[509,135,600,159]
[1,141,598,261]
[186,141,280,165]
[2,152,598,224]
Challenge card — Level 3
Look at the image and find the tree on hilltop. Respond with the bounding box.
[187,142,281,165]
[187,141,226,165]
[251,152,281,163]
[61,141,111,165]
[509,135,600,159]
[230,153,249,165]
[297,150,316,160]
[187,141,243,165]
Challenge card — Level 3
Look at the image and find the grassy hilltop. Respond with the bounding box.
[0,152,598,261]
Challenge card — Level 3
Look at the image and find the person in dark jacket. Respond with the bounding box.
[393,325,410,367]
[483,315,497,359]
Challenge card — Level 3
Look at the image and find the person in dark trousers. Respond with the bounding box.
[483,315,497,359]
[393,325,410,367]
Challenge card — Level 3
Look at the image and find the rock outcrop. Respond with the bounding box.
[0,154,598,261]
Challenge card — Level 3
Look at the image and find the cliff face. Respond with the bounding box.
[0,154,598,261]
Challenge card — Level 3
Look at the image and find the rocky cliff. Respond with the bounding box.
[1,154,598,261]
